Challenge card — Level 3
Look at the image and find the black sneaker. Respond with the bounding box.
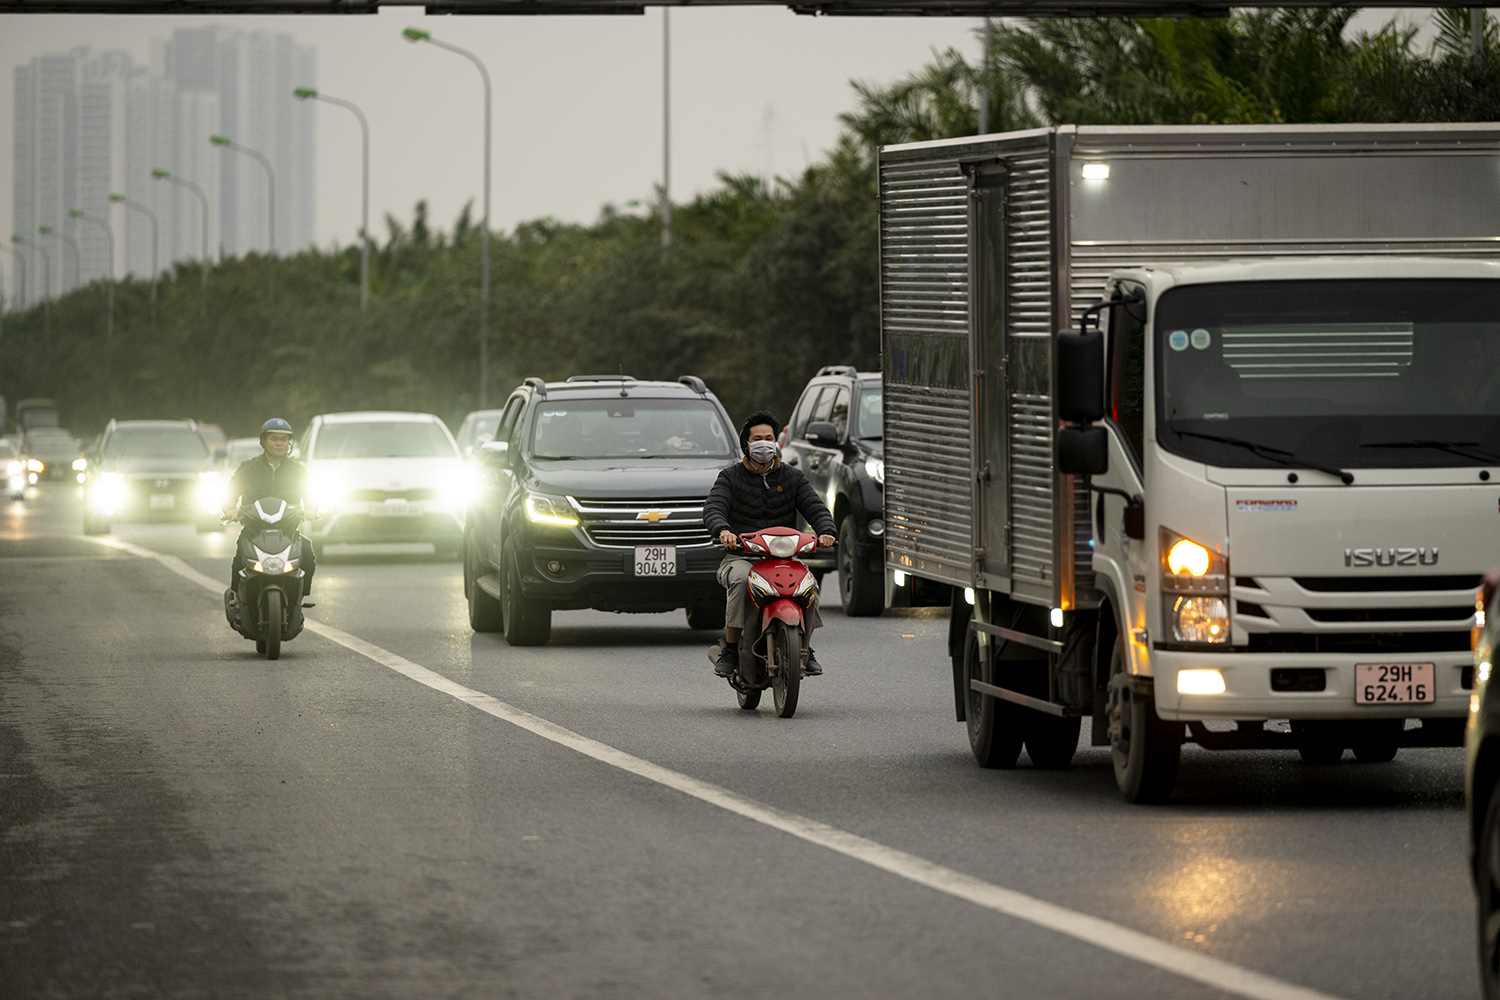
[804,649,823,676]
[713,643,740,677]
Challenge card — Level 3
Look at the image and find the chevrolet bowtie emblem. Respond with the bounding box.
[637,510,670,523]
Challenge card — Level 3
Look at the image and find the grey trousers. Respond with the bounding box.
[717,553,823,642]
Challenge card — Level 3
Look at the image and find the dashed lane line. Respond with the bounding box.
[85,533,1345,1000]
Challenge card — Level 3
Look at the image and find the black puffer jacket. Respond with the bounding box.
[703,458,836,542]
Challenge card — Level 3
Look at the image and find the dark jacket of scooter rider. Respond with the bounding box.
[225,417,317,597]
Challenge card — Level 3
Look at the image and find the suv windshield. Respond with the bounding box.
[530,399,735,459]
[310,421,458,459]
[1156,279,1500,469]
[855,384,882,440]
[104,429,209,460]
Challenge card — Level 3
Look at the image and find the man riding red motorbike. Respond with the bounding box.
[703,410,836,678]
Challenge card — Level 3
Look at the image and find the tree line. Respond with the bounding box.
[4,8,1495,441]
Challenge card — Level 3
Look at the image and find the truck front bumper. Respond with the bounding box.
[1150,648,1471,721]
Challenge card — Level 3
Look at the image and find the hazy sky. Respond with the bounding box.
[0,5,1471,294]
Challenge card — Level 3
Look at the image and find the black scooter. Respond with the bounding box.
[223,497,308,660]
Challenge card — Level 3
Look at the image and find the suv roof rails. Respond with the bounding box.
[678,375,707,396]
[524,376,548,398]
[816,365,857,377]
[565,374,636,383]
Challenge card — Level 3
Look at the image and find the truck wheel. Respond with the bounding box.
[837,516,884,617]
[465,538,504,633]
[1351,719,1403,763]
[502,551,551,647]
[685,601,725,630]
[1107,633,1181,803]
[1294,721,1345,764]
[964,628,1023,769]
[1024,712,1081,770]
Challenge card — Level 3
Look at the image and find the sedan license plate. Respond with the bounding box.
[369,502,423,517]
[1355,662,1435,705]
[634,545,677,577]
[149,494,175,510]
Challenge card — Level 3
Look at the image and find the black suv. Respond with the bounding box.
[82,419,225,535]
[463,375,740,646]
[781,366,884,616]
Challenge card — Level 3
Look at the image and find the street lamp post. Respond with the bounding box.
[151,168,210,288]
[210,134,276,305]
[69,209,115,343]
[13,235,49,336]
[109,192,158,316]
[295,87,370,311]
[0,244,26,310]
[37,225,81,297]
[403,26,492,408]
[662,8,672,253]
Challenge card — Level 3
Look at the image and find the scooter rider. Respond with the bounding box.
[704,410,836,678]
[223,418,317,600]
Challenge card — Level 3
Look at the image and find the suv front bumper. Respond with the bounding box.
[517,541,724,612]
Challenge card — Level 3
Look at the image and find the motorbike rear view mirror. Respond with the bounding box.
[1056,425,1108,476]
[805,421,840,448]
[1055,328,1106,423]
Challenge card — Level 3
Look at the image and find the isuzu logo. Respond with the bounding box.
[1344,547,1439,567]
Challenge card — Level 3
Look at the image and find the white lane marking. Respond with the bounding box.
[86,534,1343,1000]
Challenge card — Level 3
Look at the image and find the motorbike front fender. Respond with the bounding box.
[760,599,804,632]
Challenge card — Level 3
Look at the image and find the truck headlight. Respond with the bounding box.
[525,494,578,527]
[1161,528,1228,644]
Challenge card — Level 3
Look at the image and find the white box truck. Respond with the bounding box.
[879,124,1500,801]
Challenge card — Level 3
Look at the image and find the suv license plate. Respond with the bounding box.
[149,494,175,510]
[634,545,677,576]
[370,502,423,517]
[1355,662,1435,705]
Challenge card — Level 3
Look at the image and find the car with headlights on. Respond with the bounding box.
[464,374,737,646]
[301,411,469,557]
[455,408,507,459]
[221,436,263,471]
[22,427,83,481]
[82,419,226,534]
[0,438,26,499]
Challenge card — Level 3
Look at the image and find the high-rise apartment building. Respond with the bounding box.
[10,27,316,306]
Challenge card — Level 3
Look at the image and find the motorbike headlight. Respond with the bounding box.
[766,534,798,558]
[1161,528,1229,644]
[72,458,87,472]
[252,547,294,574]
[525,494,578,527]
[865,457,885,485]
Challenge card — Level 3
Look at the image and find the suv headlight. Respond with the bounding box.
[525,493,578,527]
[1161,528,1228,644]
[864,457,885,485]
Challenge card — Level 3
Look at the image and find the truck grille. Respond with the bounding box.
[570,497,711,548]
[1232,574,1479,653]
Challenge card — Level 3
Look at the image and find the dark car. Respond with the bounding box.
[464,375,738,646]
[780,366,885,616]
[22,427,82,481]
[455,407,507,459]
[82,419,225,535]
[1470,574,1500,997]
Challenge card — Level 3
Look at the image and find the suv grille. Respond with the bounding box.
[570,497,711,548]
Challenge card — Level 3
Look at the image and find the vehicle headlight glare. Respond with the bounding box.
[311,472,348,510]
[525,494,578,526]
[1172,596,1229,644]
[72,458,87,472]
[6,461,20,477]
[1177,668,1226,695]
[767,534,798,558]
[1167,538,1212,577]
[865,457,885,484]
[441,465,480,509]
[27,459,43,473]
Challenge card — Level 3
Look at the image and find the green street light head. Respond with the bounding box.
[151,168,170,179]
[210,134,230,146]
[38,225,52,235]
[68,209,83,219]
[108,193,125,203]
[293,87,317,100]
[402,27,430,42]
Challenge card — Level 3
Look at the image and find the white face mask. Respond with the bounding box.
[747,440,779,464]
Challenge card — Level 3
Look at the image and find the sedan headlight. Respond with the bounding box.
[197,471,227,513]
[525,493,578,527]
[5,460,20,477]
[1161,528,1228,644]
[26,459,43,473]
[438,464,481,510]
[310,471,349,512]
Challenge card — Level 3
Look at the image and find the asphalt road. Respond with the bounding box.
[0,482,1480,999]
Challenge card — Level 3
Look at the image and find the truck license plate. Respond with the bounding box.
[370,502,423,517]
[1355,662,1435,705]
[634,545,676,576]
[149,494,175,510]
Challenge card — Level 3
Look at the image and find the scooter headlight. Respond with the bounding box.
[766,534,798,559]
[251,546,296,574]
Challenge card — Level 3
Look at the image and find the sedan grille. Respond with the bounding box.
[570,496,711,548]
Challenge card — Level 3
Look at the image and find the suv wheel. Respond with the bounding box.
[465,535,504,633]
[502,551,551,646]
[837,516,883,616]
[686,599,725,631]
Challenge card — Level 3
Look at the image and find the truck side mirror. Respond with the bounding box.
[1055,328,1105,423]
[1056,425,1108,476]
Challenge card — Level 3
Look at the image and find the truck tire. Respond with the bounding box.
[1477,781,1500,1000]
[1294,721,1345,764]
[1107,633,1181,803]
[837,516,883,617]
[964,627,1023,769]
[1351,719,1403,763]
[502,551,551,647]
[1024,712,1081,770]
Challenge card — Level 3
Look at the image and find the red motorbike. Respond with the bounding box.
[714,526,822,718]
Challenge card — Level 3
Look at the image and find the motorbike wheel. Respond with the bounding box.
[263,589,282,661]
[736,686,762,711]
[964,626,1024,768]
[770,620,801,719]
[837,516,884,617]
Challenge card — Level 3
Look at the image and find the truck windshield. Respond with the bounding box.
[531,399,735,459]
[1156,279,1500,470]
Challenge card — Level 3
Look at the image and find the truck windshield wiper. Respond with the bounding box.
[1358,439,1500,464]
[1173,429,1354,484]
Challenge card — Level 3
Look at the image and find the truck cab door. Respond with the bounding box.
[1093,283,1149,632]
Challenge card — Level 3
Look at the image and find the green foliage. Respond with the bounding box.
[6,10,1497,441]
